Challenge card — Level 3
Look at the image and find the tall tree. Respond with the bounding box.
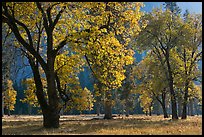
[75,2,145,119]
[2,2,85,128]
[134,53,170,118]
[134,8,188,119]
[175,12,202,119]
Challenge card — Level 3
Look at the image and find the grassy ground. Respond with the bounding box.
[2,114,202,135]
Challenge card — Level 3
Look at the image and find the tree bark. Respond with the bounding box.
[96,102,100,116]
[45,56,60,128]
[161,102,169,118]
[166,53,178,119]
[2,93,4,117]
[194,99,199,116]
[161,92,168,118]
[187,104,190,115]
[155,92,169,118]
[125,98,130,117]
[181,82,189,119]
[178,95,182,117]
[149,101,153,116]
[104,91,112,119]
[43,108,60,128]
[189,99,194,116]
[8,107,10,116]
[149,106,152,116]
[29,57,60,128]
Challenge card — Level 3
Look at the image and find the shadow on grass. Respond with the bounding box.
[59,117,177,134]
[2,120,44,135]
[2,115,201,135]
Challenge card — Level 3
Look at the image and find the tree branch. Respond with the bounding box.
[3,3,48,72]
[84,54,97,78]
[36,2,49,32]
[55,73,70,103]
[52,5,66,30]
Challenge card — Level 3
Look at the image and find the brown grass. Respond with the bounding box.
[2,114,202,135]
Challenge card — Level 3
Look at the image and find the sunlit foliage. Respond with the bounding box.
[4,80,17,111]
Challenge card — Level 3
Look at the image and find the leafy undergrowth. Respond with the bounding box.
[2,114,202,135]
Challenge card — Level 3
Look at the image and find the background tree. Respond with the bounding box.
[2,23,19,117]
[120,61,137,117]
[188,83,202,116]
[164,2,181,16]
[134,8,188,119]
[133,54,170,118]
[134,4,202,119]
[4,80,17,116]
[139,89,153,116]
[20,78,47,114]
[175,12,202,119]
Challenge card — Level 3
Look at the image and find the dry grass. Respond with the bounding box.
[2,114,202,135]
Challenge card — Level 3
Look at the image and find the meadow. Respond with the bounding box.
[2,114,202,135]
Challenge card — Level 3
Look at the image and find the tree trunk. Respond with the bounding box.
[29,57,60,128]
[181,82,189,119]
[2,94,4,117]
[43,109,60,128]
[104,91,112,119]
[161,101,169,118]
[169,78,178,119]
[178,95,182,117]
[181,102,187,119]
[189,99,194,116]
[96,102,100,116]
[45,57,60,128]
[194,99,199,116]
[149,106,152,116]
[187,104,190,115]
[155,92,169,118]
[28,104,32,115]
[155,100,160,116]
[8,107,10,116]
[166,54,178,120]
[125,98,130,117]
[104,100,112,119]
[3,3,61,128]
[125,108,130,117]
